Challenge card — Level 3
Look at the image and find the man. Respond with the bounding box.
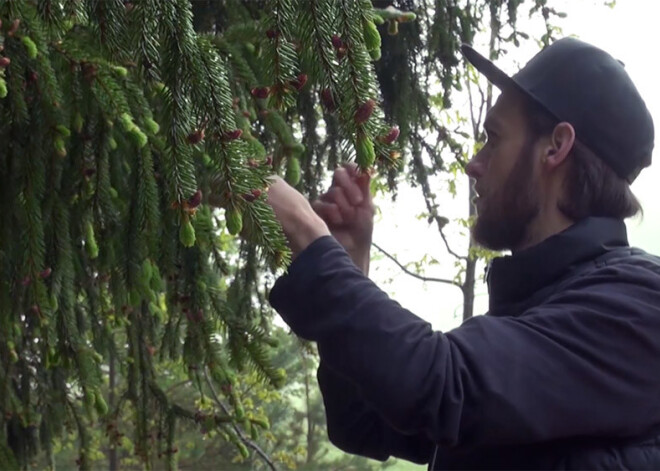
[265,38,660,469]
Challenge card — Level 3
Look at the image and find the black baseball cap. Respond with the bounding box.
[461,38,654,183]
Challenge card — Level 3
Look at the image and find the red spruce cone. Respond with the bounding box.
[242,189,262,202]
[320,88,336,112]
[7,19,20,37]
[82,63,98,82]
[355,99,376,124]
[251,87,270,99]
[187,129,205,144]
[223,129,242,141]
[187,189,202,209]
[380,126,400,144]
[290,73,308,90]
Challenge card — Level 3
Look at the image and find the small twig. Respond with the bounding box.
[203,368,278,471]
[477,85,486,134]
[65,396,91,471]
[409,131,467,262]
[417,136,442,168]
[372,242,464,291]
[422,105,467,167]
[467,66,478,137]
[487,6,500,111]
[466,64,487,140]
[435,220,468,261]
[165,380,192,395]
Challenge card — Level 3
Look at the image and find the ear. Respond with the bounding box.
[542,122,575,169]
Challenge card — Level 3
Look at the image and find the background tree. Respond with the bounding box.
[0,1,407,469]
[45,327,389,470]
[369,0,573,321]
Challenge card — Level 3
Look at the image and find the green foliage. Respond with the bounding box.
[0,0,573,468]
[0,1,303,468]
[42,328,410,470]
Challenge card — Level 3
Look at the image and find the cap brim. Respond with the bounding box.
[460,44,515,91]
[460,44,559,120]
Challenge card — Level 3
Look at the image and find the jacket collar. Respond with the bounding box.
[487,217,629,309]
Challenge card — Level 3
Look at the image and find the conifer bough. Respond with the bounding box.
[0,0,418,468]
[356,133,376,167]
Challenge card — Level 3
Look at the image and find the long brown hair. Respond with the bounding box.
[524,99,642,221]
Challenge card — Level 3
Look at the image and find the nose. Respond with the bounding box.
[465,151,485,180]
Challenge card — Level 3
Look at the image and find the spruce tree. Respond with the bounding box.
[0,1,404,469]
[0,0,569,469]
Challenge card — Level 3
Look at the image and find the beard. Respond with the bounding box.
[472,138,541,251]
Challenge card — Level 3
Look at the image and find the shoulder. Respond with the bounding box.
[518,247,660,330]
[567,247,660,288]
[609,247,660,275]
[565,246,660,292]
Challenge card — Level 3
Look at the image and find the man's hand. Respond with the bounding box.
[312,164,374,274]
[266,176,331,259]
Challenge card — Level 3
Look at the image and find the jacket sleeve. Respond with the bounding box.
[269,236,660,449]
[317,361,434,463]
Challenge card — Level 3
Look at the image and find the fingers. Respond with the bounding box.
[341,162,373,201]
[266,174,287,188]
[266,166,371,229]
[354,169,371,195]
[311,200,343,226]
[320,186,356,222]
[332,166,363,205]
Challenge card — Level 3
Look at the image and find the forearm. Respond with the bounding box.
[346,245,371,275]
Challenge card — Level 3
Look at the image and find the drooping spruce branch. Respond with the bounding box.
[262,0,299,110]
[0,0,568,468]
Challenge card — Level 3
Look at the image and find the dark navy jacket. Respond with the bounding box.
[269,217,660,469]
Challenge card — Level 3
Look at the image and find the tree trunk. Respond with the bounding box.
[462,2,501,321]
[108,352,118,471]
[463,183,478,321]
[301,350,317,464]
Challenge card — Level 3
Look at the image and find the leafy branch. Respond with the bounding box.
[372,242,463,290]
[203,368,278,471]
